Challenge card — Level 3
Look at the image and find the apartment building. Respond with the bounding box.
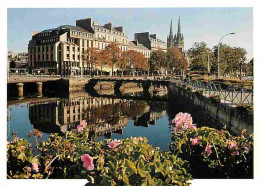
[28,18,168,75]
[128,40,151,59]
[134,32,167,52]
[28,25,94,75]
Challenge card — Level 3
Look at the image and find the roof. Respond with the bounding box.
[41,25,91,34]
[93,25,123,33]
[128,41,150,51]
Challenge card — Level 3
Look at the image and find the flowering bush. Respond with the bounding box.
[7,129,192,185]
[170,113,253,178]
[172,112,196,133]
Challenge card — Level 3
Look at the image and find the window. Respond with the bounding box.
[67,54,69,59]
[67,46,69,51]
[46,46,49,51]
[42,46,45,52]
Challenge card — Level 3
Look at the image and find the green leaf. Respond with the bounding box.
[154,178,163,185]
[17,152,26,162]
[108,161,116,171]
[122,173,129,185]
[154,161,163,173]
[125,159,137,174]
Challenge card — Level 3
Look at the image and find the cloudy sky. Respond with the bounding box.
[7,8,253,60]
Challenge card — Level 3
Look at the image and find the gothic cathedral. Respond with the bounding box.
[167,17,184,52]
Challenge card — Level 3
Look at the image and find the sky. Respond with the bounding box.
[7,8,253,60]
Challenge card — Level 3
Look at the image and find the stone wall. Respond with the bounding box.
[168,82,253,135]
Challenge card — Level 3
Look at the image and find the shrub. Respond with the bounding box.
[236,103,254,113]
[207,95,221,103]
[7,126,192,185]
[170,113,254,178]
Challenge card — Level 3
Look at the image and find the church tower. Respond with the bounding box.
[174,17,184,52]
[167,19,174,49]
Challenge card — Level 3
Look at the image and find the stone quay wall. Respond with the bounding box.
[168,82,253,135]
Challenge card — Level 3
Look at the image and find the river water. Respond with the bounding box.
[7,88,229,151]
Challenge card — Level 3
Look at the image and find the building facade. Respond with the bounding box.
[128,40,151,59]
[28,17,168,75]
[167,17,184,52]
[134,32,167,52]
[28,25,94,75]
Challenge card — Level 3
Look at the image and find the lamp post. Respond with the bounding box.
[207,47,215,77]
[217,32,235,78]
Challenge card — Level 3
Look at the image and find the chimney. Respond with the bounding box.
[150,34,156,39]
[104,22,113,30]
[76,18,93,32]
[31,31,39,36]
[115,26,123,32]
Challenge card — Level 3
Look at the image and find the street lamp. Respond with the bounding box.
[217,32,235,78]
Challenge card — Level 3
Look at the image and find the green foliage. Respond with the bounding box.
[170,127,253,178]
[187,42,210,72]
[7,130,192,185]
[208,95,221,103]
[149,50,166,71]
[236,103,254,113]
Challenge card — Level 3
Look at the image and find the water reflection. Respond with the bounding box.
[5,92,170,149]
[28,96,167,136]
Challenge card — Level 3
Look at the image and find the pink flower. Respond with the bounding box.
[81,120,87,126]
[190,137,200,146]
[108,139,120,149]
[172,112,196,132]
[32,163,39,172]
[25,166,31,172]
[77,124,84,133]
[228,141,238,150]
[7,141,11,145]
[231,151,240,156]
[81,154,94,171]
[205,144,212,156]
[244,146,250,154]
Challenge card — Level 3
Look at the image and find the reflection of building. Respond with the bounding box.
[28,96,167,137]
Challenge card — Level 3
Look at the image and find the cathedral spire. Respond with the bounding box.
[169,19,173,37]
[177,16,181,36]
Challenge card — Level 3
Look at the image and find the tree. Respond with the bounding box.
[166,48,187,75]
[118,51,130,75]
[82,47,100,75]
[211,45,247,77]
[247,58,253,76]
[98,50,111,75]
[149,49,166,74]
[105,42,121,76]
[187,42,210,72]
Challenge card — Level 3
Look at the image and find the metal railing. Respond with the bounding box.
[184,80,253,105]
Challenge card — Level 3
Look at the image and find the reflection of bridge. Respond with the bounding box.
[86,77,169,97]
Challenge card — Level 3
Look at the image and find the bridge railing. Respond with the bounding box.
[184,80,253,105]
